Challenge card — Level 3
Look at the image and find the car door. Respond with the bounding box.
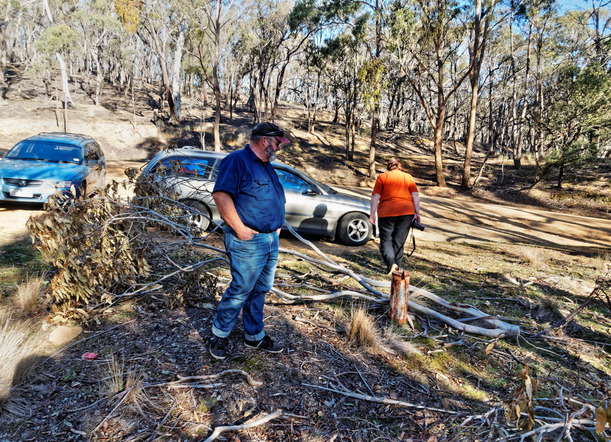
[274,168,328,235]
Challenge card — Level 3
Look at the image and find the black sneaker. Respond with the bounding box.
[244,335,283,353]
[209,336,228,360]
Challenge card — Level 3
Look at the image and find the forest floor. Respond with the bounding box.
[0,66,610,441]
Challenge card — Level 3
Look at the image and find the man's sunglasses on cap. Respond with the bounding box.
[252,122,291,144]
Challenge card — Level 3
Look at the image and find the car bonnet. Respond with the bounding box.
[0,159,85,180]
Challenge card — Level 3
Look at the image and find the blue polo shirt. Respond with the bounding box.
[213,145,286,233]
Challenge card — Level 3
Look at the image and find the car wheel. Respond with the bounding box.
[337,213,372,246]
[184,200,210,234]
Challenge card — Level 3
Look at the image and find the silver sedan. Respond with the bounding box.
[137,148,373,246]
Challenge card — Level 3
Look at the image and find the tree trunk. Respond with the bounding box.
[433,108,447,187]
[509,1,521,169]
[461,0,488,190]
[389,270,410,325]
[57,52,74,109]
[514,23,532,168]
[345,108,352,160]
[368,0,382,178]
[171,22,187,123]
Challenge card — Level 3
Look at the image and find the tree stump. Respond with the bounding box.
[389,269,410,324]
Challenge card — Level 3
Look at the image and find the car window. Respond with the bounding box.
[5,141,81,164]
[275,169,312,193]
[155,156,216,180]
[92,142,105,160]
[84,144,101,164]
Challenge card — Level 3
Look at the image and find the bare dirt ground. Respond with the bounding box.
[2,161,609,253]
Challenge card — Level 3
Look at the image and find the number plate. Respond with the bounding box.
[10,188,34,198]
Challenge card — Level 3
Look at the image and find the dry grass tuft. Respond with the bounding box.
[520,246,548,269]
[103,353,125,396]
[348,307,379,349]
[16,276,45,315]
[101,353,155,416]
[595,252,610,275]
[0,310,44,414]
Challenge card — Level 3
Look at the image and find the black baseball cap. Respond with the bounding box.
[251,122,290,144]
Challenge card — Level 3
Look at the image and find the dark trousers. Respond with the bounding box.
[377,214,414,272]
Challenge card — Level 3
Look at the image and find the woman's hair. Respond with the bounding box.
[386,157,403,171]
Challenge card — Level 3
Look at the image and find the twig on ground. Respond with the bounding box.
[146,369,263,388]
[303,383,460,414]
[203,409,283,442]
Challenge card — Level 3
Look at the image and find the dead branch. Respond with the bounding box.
[280,224,520,337]
[407,301,514,338]
[410,287,520,336]
[303,383,460,414]
[146,369,263,388]
[272,287,385,304]
[177,369,263,387]
[204,409,283,442]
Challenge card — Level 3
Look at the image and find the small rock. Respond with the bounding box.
[49,326,83,346]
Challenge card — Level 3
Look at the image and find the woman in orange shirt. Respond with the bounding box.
[370,157,421,274]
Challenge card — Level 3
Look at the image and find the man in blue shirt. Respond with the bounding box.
[209,122,289,360]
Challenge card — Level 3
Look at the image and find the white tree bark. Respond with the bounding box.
[171,22,187,121]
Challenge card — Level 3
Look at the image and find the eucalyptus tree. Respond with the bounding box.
[586,0,611,67]
[321,23,369,160]
[187,0,240,150]
[460,0,494,189]
[116,0,192,122]
[71,0,129,105]
[232,0,295,123]
[0,0,21,98]
[298,41,325,132]
[40,0,78,109]
[539,63,611,187]
[395,0,475,187]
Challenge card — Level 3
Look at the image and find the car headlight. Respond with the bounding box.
[49,180,74,188]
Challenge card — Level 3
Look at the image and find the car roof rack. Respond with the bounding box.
[36,132,93,139]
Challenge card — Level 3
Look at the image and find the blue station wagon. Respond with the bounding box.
[0,132,106,203]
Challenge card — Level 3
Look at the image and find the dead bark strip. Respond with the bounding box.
[303,383,460,414]
[204,410,283,442]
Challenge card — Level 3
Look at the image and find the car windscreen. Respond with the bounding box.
[5,141,82,164]
[274,167,337,194]
[152,156,217,180]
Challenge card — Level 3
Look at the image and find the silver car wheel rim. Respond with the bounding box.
[187,213,209,232]
[347,218,369,242]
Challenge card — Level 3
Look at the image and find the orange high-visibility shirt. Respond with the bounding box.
[372,170,418,218]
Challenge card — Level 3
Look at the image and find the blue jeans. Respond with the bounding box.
[212,230,279,341]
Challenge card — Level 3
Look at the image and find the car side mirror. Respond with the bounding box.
[302,187,319,195]
[86,159,99,166]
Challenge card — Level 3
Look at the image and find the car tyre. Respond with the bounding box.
[337,213,372,246]
[184,200,210,234]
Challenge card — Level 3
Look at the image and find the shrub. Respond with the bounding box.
[26,185,150,317]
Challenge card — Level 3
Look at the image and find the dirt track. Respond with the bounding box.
[1,160,610,254]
